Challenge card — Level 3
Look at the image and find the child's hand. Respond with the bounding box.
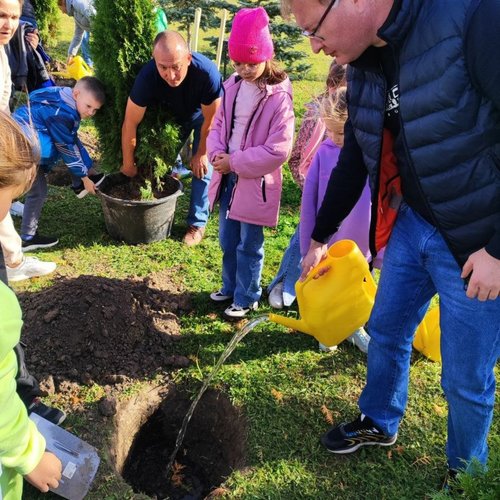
[24,451,62,492]
[82,176,96,195]
[300,240,328,281]
[213,153,231,174]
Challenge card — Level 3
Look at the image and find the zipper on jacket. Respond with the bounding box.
[261,177,267,202]
[368,65,387,263]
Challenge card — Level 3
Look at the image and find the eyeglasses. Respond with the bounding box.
[301,0,338,41]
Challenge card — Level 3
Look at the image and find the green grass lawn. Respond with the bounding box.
[18,9,499,500]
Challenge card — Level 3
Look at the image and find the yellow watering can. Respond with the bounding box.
[269,240,377,347]
[67,56,93,80]
[413,306,441,362]
[269,239,442,361]
[52,56,93,81]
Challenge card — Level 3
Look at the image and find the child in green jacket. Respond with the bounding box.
[0,112,61,499]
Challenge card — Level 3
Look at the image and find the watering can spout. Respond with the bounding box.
[268,313,310,336]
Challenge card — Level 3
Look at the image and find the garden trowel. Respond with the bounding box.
[30,413,100,500]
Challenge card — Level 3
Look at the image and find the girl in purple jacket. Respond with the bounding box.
[207,7,294,319]
[301,88,374,353]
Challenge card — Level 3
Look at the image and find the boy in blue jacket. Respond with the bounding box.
[13,76,105,250]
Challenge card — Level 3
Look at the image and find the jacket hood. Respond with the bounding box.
[29,86,77,111]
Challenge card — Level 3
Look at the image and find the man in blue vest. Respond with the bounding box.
[282,0,500,481]
[121,30,222,246]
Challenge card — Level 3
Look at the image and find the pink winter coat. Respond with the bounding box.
[207,74,294,227]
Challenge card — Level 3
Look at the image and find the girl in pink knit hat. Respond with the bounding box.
[207,6,295,319]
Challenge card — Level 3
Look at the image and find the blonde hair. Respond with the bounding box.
[0,112,39,193]
[320,86,347,131]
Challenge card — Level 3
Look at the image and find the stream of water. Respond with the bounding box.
[165,314,270,478]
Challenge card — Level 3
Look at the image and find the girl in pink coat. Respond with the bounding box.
[207,7,294,319]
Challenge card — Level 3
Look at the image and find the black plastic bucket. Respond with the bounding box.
[98,175,183,244]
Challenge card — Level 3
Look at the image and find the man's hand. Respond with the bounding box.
[24,452,62,493]
[461,248,500,301]
[212,153,231,175]
[120,163,138,177]
[82,176,96,195]
[299,240,328,281]
[190,152,209,179]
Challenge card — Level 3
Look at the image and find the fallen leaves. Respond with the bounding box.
[321,405,334,425]
[170,461,185,488]
[271,388,284,404]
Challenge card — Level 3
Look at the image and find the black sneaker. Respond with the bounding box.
[321,414,397,454]
[442,468,464,494]
[71,173,106,198]
[28,398,66,426]
[22,233,59,252]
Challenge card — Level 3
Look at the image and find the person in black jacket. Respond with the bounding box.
[6,0,53,94]
[281,0,500,482]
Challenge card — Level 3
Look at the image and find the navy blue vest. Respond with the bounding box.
[348,0,500,266]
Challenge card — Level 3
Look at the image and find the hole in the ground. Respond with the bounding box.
[119,386,247,499]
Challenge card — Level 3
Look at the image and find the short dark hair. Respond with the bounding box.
[78,76,106,104]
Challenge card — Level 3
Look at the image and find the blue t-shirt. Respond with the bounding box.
[129,52,222,130]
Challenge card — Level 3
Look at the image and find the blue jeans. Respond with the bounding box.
[359,203,500,470]
[268,224,302,306]
[81,31,93,67]
[218,173,264,307]
[181,114,212,228]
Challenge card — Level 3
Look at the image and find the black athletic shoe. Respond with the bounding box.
[71,173,106,198]
[321,414,397,454]
[442,468,464,494]
[28,398,67,426]
[22,233,59,252]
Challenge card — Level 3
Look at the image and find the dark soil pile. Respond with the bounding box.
[19,272,192,393]
[122,388,247,500]
[103,174,181,202]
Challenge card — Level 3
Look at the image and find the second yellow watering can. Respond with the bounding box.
[269,240,376,347]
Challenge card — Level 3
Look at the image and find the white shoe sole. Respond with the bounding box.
[22,240,59,252]
[324,434,398,455]
[210,291,232,302]
[223,302,258,320]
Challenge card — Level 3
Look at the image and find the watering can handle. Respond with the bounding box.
[296,257,332,292]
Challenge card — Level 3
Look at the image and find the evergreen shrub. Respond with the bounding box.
[92,0,180,194]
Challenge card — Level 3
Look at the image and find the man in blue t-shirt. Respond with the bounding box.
[121,30,222,246]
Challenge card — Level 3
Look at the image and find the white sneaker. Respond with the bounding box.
[268,282,284,309]
[6,256,57,282]
[210,290,232,302]
[347,327,371,354]
[223,301,258,320]
[10,201,24,217]
[319,342,338,353]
